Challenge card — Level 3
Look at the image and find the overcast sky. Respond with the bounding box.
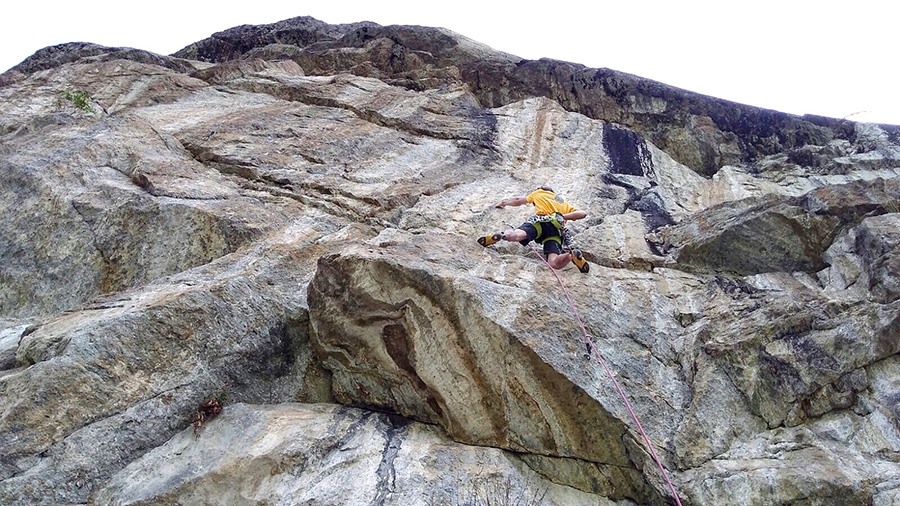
[3,1,897,125]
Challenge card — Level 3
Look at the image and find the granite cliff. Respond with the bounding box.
[1,15,899,506]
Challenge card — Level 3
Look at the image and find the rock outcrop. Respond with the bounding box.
[173,17,900,177]
[1,15,899,506]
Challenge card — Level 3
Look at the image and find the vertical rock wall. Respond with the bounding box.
[0,16,899,506]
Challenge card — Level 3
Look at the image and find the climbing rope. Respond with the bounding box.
[526,244,684,506]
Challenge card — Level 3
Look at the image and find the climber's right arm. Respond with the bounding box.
[495,196,527,209]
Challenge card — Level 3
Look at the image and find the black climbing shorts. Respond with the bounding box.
[518,223,563,257]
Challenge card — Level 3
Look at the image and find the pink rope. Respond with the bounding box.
[527,244,683,506]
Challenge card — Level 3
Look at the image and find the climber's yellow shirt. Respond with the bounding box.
[526,189,576,216]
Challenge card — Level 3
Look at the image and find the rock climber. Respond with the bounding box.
[477,186,589,273]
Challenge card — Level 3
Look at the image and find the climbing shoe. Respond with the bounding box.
[477,233,502,247]
[571,249,589,273]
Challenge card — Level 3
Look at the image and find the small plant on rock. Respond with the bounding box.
[190,393,226,437]
[58,90,94,112]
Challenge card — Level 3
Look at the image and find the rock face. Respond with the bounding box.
[94,403,611,506]
[174,17,900,177]
[1,15,899,506]
[649,178,900,275]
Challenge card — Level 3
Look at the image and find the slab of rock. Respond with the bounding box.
[308,232,704,503]
[6,42,196,76]
[170,17,900,176]
[0,109,302,318]
[856,213,900,303]
[0,221,360,505]
[649,178,900,275]
[93,403,615,506]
